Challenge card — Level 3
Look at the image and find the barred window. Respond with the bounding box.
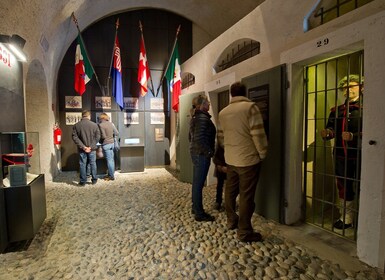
[214,39,260,73]
[305,0,373,31]
[181,72,195,89]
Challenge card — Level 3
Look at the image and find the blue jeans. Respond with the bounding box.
[102,143,115,179]
[191,154,211,217]
[79,150,97,183]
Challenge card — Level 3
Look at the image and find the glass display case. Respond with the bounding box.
[0,132,46,244]
[1,132,40,186]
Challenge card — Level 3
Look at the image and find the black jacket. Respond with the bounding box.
[72,117,101,151]
[189,110,216,158]
[326,100,362,159]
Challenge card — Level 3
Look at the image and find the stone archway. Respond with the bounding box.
[25,59,54,180]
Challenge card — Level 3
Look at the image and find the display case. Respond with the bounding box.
[1,132,40,181]
[120,138,144,173]
[0,132,46,244]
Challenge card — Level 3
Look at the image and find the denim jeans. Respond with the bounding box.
[79,150,97,183]
[191,154,211,217]
[102,143,115,179]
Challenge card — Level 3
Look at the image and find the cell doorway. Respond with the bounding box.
[303,51,364,241]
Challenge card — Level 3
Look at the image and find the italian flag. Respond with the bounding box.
[74,35,93,95]
[165,41,181,112]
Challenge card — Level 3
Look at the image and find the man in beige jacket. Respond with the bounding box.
[217,82,268,242]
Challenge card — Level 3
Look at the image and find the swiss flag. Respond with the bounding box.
[138,37,151,97]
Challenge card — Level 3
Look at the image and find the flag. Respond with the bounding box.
[111,36,124,110]
[74,35,94,95]
[165,41,181,112]
[138,36,151,97]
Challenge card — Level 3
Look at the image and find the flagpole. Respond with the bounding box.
[107,18,119,97]
[139,20,155,97]
[71,12,105,95]
[156,24,181,97]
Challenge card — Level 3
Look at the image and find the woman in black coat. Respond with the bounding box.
[189,94,216,222]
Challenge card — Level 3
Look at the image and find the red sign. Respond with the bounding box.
[0,45,11,67]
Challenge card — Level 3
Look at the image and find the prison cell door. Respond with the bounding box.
[242,64,286,223]
[304,51,363,241]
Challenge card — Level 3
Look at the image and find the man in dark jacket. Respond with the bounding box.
[72,110,101,186]
[189,94,216,222]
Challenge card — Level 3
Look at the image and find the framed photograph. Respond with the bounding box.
[124,97,139,110]
[248,84,269,137]
[155,128,164,142]
[95,96,111,109]
[124,112,139,125]
[96,112,112,123]
[65,96,82,109]
[65,112,82,125]
[150,112,164,124]
[150,98,164,110]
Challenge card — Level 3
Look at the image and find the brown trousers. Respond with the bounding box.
[225,163,261,239]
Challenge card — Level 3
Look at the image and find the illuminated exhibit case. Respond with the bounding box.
[0,132,46,247]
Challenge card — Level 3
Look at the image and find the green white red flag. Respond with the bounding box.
[74,35,94,95]
[165,41,181,112]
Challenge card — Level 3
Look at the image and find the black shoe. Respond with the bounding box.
[239,232,262,243]
[333,219,353,229]
[78,182,85,186]
[195,213,215,222]
[92,179,98,185]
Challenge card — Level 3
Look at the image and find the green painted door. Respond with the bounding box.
[242,65,286,223]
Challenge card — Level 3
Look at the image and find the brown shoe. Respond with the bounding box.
[227,218,238,230]
[239,232,262,242]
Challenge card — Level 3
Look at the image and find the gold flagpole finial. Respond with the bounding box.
[71,12,78,26]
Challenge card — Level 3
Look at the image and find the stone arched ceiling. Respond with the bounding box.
[0,0,265,83]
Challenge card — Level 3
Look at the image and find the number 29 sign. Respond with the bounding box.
[316,38,329,47]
